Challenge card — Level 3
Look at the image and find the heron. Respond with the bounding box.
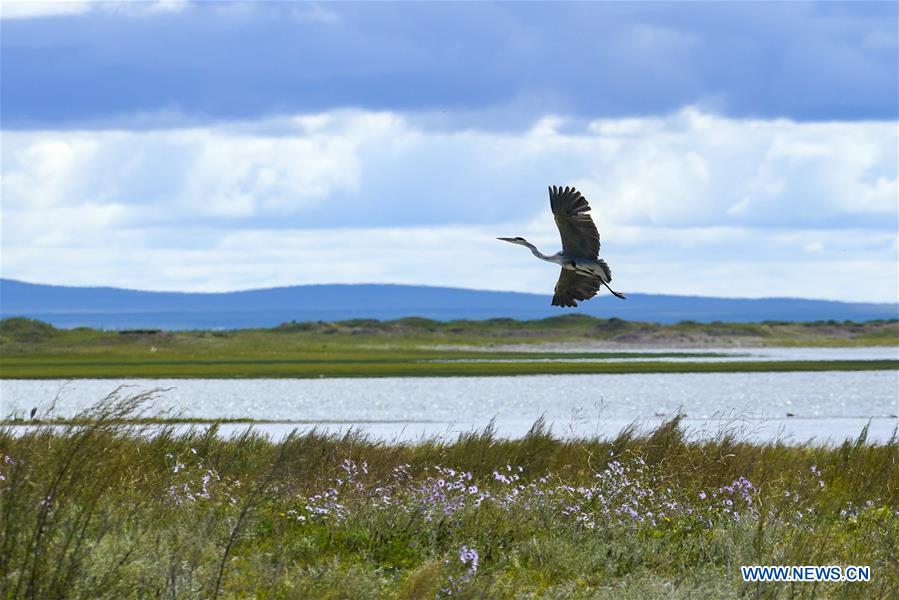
[498,185,626,307]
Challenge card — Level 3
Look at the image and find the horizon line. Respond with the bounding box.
[2,277,896,307]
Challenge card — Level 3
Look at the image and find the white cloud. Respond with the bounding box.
[1,109,896,301]
[803,242,824,253]
[0,1,90,19]
[290,3,340,25]
[0,0,187,19]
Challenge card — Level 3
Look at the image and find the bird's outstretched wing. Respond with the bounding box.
[549,185,600,259]
[551,269,600,307]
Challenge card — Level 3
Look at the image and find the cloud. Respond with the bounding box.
[1,2,895,125]
[0,0,186,20]
[2,221,896,303]
[4,108,895,231]
[289,3,340,25]
[0,1,91,20]
[1,109,896,301]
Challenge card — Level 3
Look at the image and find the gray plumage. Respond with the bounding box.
[498,185,626,307]
[551,185,599,260]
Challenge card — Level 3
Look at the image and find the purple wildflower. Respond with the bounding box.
[459,545,479,576]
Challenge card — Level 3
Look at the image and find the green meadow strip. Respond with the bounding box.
[1,358,896,379]
[0,351,738,367]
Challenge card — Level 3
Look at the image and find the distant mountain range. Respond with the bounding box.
[0,278,895,330]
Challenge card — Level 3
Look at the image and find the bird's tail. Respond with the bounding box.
[596,259,612,282]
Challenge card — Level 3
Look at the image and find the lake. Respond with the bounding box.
[428,346,899,362]
[3,354,897,444]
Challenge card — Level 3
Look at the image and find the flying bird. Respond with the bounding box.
[498,186,626,307]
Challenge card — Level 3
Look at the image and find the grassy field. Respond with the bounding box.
[1,317,896,379]
[1,391,897,599]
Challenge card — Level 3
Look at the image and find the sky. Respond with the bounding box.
[1,1,897,302]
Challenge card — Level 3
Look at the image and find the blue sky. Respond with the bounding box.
[1,1,897,302]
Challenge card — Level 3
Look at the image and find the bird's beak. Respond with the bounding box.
[497,237,516,243]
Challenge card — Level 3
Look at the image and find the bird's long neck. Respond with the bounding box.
[522,240,553,262]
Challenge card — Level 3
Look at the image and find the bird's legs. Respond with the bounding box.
[602,282,626,300]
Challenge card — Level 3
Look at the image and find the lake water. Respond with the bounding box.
[430,346,899,362]
[3,355,897,444]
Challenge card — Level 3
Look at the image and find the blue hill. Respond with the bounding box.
[0,278,895,330]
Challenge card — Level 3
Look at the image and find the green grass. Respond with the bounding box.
[1,391,897,598]
[1,317,897,379]
[2,357,896,379]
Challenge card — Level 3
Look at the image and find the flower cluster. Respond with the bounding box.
[0,453,15,483]
[692,476,755,524]
[302,487,347,522]
[440,544,480,596]
[459,545,479,576]
[297,459,374,521]
[164,448,235,506]
[810,464,825,488]
[289,456,761,536]
[412,466,482,520]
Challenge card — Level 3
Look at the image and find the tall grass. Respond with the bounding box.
[1,392,897,598]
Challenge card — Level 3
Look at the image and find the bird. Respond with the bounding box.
[498,185,626,307]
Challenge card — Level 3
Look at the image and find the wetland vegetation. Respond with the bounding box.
[1,391,897,598]
[1,317,896,379]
